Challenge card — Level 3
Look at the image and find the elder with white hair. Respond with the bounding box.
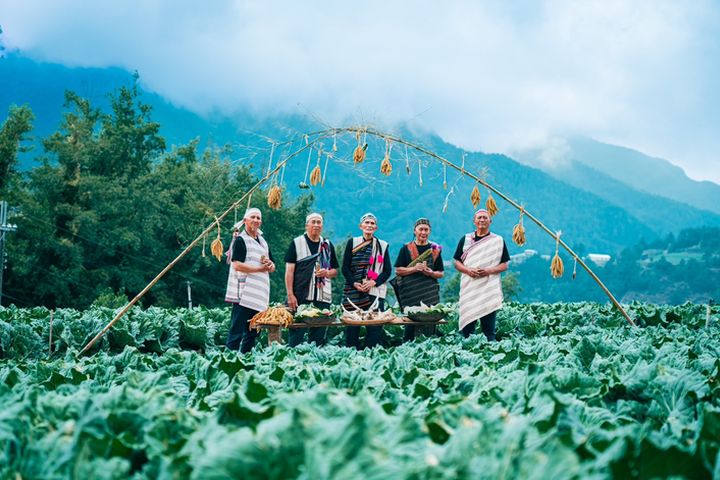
[284,212,339,347]
[341,212,392,349]
[453,209,510,341]
[224,208,276,353]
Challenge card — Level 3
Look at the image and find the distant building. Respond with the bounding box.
[586,253,611,267]
[510,249,538,264]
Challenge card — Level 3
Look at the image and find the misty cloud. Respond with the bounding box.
[1,0,719,181]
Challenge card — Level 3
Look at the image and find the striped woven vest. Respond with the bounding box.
[224,231,270,311]
[352,236,389,299]
[293,235,332,303]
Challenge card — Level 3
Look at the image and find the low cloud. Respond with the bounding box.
[1,0,719,181]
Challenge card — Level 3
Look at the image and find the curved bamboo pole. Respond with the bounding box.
[326,126,635,326]
[80,124,633,356]
[78,136,327,356]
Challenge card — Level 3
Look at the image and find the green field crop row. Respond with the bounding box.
[1,303,719,478]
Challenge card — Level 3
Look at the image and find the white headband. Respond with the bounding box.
[306,212,323,223]
[243,208,262,220]
[359,212,377,223]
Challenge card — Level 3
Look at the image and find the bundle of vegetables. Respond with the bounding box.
[249,306,294,329]
[403,302,454,322]
[294,304,336,324]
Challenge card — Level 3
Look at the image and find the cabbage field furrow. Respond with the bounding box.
[0,302,718,479]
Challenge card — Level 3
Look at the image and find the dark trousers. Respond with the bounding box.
[288,300,330,347]
[403,324,437,342]
[461,310,497,341]
[226,303,260,353]
[345,297,385,349]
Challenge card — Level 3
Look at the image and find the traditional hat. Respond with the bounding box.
[414,217,431,228]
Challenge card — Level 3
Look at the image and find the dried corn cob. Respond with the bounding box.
[310,165,322,186]
[551,254,564,278]
[471,185,481,209]
[512,223,526,247]
[210,238,224,262]
[268,185,282,210]
[353,144,367,164]
[486,193,499,216]
[512,209,526,246]
[380,155,392,175]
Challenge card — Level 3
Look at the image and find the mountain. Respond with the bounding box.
[558,137,720,215]
[3,54,719,259]
[529,160,720,236]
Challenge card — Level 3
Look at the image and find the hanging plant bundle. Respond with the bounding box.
[551,254,564,278]
[380,155,392,175]
[210,237,224,262]
[268,185,282,210]
[471,185,481,209]
[486,192,499,216]
[310,165,322,186]
[353,144,367,164]
[210,219,224,262]
[512,209,526,247]
[550,232,564,278]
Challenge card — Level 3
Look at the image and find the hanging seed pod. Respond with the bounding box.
[550,254,564,278]
[486,193,499,216]
[210,238,224,262]
[201,234,207,257]
[572,257,578,280]
[268,185,282,210]
[310,165,322,186]
[470,184,481,209]
[380,156,392,175]
[405,146,411,174]
[512,223,526,247]
[332,134,338,152]
[353,144,367,164]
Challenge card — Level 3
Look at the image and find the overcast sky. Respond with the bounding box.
[2,0,719,182]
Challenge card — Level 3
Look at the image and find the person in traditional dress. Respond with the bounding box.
[453,209,510,340]
[342,212,392,349]
[392,218,444,341]
[284,212,339,347]
[224,208,275,353]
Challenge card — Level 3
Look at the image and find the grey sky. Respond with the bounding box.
[2,0,719,182]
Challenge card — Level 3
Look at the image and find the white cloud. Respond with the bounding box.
[1,0,719,181]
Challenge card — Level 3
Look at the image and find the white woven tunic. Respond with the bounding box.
[458,233,505,331]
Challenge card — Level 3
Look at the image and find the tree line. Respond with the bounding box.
[0,81,313,309]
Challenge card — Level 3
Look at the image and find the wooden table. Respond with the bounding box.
[259,318,447,344]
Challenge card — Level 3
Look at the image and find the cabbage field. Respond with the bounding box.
[1,302,719,479]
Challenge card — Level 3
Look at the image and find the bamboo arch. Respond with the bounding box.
[79,126,634,355]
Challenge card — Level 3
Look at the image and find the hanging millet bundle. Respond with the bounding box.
[353,131,367,164]
[353,144,367,163]
[310,165,322,185]
[470,184,481,209]
[550,231,564,278]
[486,191,499,216]
[310,148,322,185]
[380,139,392,175]
[210,218,224,262]
[268,185,282,210]
[512,208,526,246]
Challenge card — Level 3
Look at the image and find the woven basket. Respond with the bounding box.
[406,312,445,323]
